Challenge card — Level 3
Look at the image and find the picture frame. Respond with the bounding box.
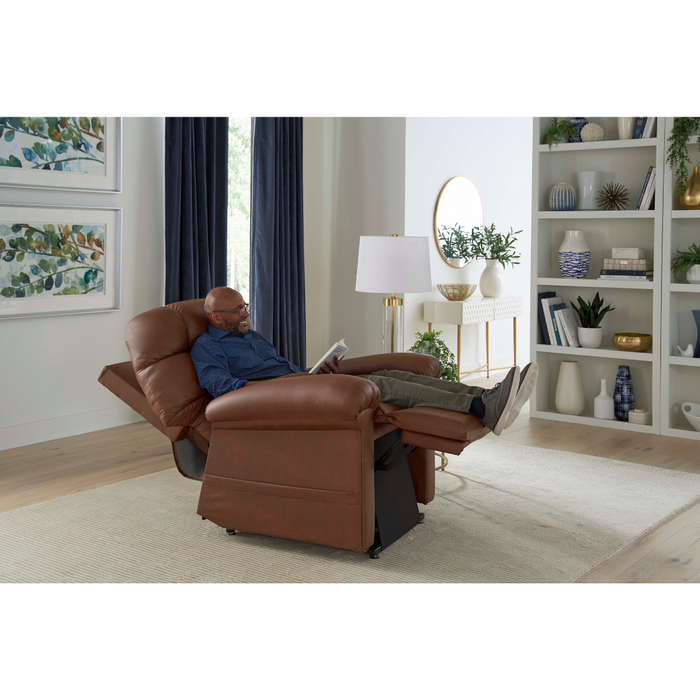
[0,202,122,320]
[0,117,122,193]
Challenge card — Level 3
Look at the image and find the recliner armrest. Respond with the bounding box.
[206,373,381,425]
[340,353,441,378]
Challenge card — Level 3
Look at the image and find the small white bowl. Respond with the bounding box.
[682,402,700,432]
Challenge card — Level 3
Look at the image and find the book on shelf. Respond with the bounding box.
[642,117,656,139]
[635,166,655,210]
[612,248,644,259]
[600,269,653,276]
[552,303,569,346]
[640,168,656,210]
[598,275,653,281]
[537,291,556,345]
[632,118,647,139]
[555,306,581,348]
[540,295,562,345]
[603,258,652,270]
[546,298,564,345]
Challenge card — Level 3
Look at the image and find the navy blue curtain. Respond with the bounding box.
[251,117,306,368]
[164,117,228,304]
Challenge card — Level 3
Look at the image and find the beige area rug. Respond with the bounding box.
[3,440,700,583]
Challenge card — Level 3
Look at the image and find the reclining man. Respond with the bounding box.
[191,287,538,436]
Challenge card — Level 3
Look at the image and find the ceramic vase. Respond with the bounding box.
[617,118,635,140]
[577,171,604,210]
[594,379,615,420]
[680,166,700,210]
[688,265,700,284]
[558,230,591,279]
[549,183,576,211]
[614,365,635,421]
[447,257,465,268]
[578,326,603,349]
[555,361,585,416]
[570,117,587,143]
[479,259,504,297]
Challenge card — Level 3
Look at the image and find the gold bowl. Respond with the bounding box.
[437,284,477,301]
[613,333,652,353]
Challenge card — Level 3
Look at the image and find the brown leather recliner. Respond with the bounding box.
[98,299,489,557]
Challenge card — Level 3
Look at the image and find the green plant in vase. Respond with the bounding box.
[541,118,578,150]
[666,117,700,197]
[570,292,615,349]
[437,223,470,265]
[468,224,522,298]
[408,330,459,382]
[671,242,700,283]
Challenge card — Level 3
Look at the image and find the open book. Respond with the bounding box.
[309,339,349,374]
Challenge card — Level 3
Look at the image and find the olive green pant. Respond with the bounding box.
[360,370,485,414]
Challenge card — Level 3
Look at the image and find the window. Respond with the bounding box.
[227,116,252,298]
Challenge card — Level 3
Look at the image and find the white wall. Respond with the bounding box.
[304,118,406,362]
[0,118,165,450]
[404,118,533,372]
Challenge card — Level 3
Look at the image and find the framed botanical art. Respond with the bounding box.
[0,203,121,320]
[0,117,122,193]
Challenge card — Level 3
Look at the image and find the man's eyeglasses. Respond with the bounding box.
[214,303,250,316]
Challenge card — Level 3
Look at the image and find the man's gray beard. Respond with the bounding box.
[222,320,247,335]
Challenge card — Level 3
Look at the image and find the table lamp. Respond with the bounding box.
[355,234,433,353]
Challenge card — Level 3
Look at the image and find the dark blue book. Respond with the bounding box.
[632,117,647,139]
[600,269,654,276]
[548,303,563,345]
[537,291,556,345]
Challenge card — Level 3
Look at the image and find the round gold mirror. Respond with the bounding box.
[433,176,484,268]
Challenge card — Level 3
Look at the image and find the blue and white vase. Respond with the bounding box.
[614,365,635,422]
[549,182,577,211]
[570,117,588,143]
[558,230,591,278]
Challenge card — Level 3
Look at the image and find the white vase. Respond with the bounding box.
[578,326,603,349]
[479,259,504,297]
[447,257,465,268]
[577,171,604,210]
[594,379,615,420]
[687,264,700,284]
[558,230,591,279]
[555,361,585,416]
[617,118,636,140]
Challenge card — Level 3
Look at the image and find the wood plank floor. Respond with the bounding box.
[2,388,700,582]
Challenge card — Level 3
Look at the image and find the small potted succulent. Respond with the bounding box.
[671,242,700,284]
[408,330,459,382]
[570,293,616,349]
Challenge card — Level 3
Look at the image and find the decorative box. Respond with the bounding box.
[612,248,645,259]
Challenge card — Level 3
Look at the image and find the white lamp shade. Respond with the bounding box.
[355,236,433,294]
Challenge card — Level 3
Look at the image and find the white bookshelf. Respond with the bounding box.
[661,119,700,441]
[530,117,664,434]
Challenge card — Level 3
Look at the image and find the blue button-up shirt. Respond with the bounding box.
[190,326,305,398]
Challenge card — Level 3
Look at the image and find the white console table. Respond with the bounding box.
[423,296,524,378]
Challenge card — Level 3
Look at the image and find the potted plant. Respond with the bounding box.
[672,242,700,284]
[541,118,578,150]
[666,117,700,198]
[408,330,459,382]
[467,224,521,297]
[570,293,616,349]
[437,223,470,266]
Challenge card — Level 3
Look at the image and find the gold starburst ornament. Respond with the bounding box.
[597,182,630,211]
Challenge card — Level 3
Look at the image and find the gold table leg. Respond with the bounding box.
[428,322,432,333]
[436,451,449,471]
[457,324,461,378]
[486,321,490,379]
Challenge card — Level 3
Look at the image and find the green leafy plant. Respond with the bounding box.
[541,118,577,150]
[666,117,700,197]
[468,224,521,268]
[570,293,615,329]
[408,330,459,382]
[671,242,700,279]
[437,223,470,261]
